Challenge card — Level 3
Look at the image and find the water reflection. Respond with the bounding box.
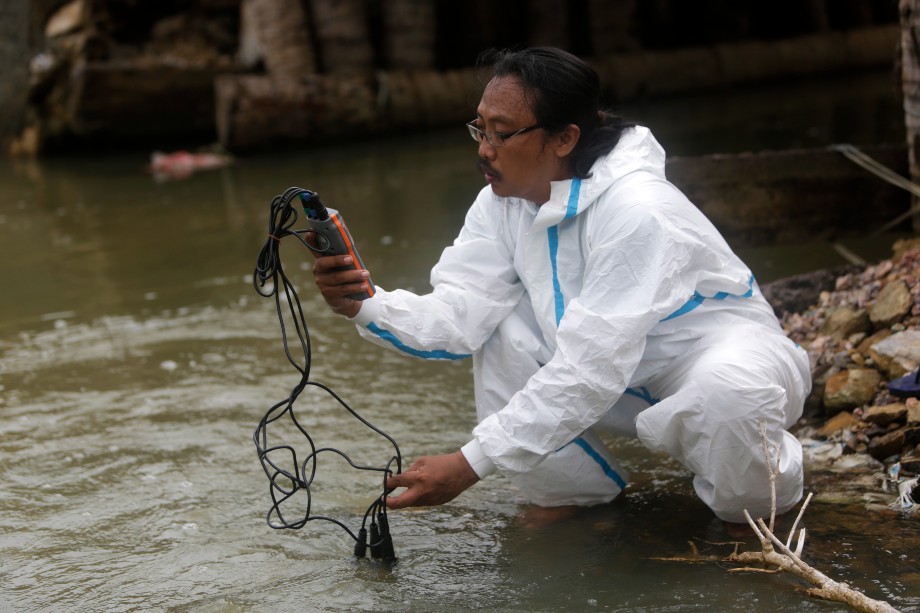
[1,74,919,611]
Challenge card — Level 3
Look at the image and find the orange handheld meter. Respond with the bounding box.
[300,191,375,301]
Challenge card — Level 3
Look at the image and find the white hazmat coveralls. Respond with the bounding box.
[351,126,811,523]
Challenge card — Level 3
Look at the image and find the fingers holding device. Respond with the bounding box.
[301,191,375,301]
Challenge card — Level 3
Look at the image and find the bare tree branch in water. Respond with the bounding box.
[727,418,902,613]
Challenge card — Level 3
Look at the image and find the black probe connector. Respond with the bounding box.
[377,512,397,562]
[354,527,368,558]
[369,523,382,559]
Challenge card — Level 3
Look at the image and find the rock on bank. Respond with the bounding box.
[763,238,920,513]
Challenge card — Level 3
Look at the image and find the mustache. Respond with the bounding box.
[478,159,500,179]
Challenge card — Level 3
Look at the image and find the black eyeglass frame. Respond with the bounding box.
[466,121,543,147]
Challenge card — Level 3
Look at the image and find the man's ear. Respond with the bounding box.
[555,124,581,158]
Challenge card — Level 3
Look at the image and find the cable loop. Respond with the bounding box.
[252,187,401,555]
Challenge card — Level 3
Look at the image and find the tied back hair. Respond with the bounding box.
[478,46,635,179]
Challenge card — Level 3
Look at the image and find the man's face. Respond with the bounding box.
[473,76,566,205]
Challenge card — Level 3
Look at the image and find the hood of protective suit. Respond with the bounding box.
[529,126,666,233]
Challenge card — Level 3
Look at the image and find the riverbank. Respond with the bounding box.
[764,237,920,515]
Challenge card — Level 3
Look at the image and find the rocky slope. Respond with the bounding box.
[763,238,920,514]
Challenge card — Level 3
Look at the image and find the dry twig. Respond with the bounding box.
[727,418,901,613]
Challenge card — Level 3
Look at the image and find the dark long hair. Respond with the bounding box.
[478,46,634,179]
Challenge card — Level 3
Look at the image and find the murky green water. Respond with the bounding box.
[2,72,919,612]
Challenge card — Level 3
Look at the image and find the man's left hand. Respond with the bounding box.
[385,451,480,509]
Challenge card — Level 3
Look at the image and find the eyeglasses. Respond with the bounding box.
[466,121,543,147]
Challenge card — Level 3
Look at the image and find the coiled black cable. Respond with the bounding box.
[252,187,401,560]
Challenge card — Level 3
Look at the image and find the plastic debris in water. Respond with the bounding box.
[148,149,233,181]
[888,462,901,482]
[897,477,918,512]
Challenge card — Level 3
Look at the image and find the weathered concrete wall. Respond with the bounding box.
[10,1,902,155]
[0,1,32,149]
[666,144,910,245]
[214,25,901,153]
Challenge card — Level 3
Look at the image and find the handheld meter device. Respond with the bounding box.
[300,191,375,301]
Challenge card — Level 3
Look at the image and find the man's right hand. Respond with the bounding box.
[311,255,368,319]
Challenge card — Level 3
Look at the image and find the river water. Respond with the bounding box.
[1,71,919,612]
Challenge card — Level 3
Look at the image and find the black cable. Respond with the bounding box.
[252,187,401,558]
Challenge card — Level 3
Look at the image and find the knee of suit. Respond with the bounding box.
[696,430,804,523]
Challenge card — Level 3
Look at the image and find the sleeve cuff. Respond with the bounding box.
[460,438,497,479]
[349,292,381,325]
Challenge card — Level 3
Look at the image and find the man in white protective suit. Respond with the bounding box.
[310,46,812,529]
